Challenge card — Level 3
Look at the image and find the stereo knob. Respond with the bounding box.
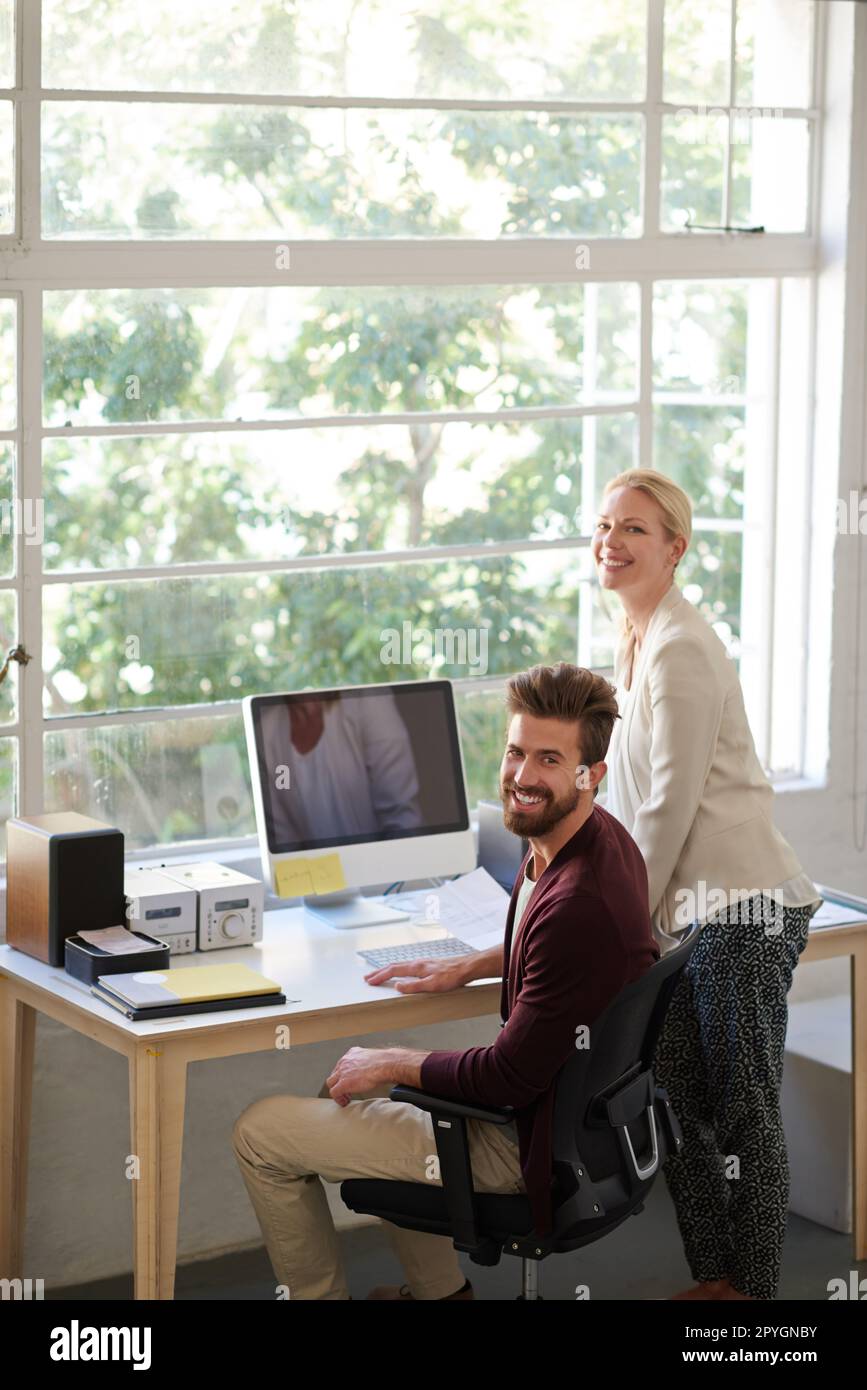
[221,913,244,939]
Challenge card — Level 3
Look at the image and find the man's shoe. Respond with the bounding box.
[366,1278,474,1300]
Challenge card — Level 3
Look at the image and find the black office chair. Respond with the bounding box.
[341,921,701,1299]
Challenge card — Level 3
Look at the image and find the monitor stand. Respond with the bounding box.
[302,891,411,929]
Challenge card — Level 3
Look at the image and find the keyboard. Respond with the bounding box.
[358,938,477,968]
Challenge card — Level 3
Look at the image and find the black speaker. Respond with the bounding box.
[6,812,126,965]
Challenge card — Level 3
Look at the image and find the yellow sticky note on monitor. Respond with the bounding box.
[275,858,315,898]
[309,853,348,895]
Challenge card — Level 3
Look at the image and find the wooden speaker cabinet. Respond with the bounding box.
[6,812,126,965]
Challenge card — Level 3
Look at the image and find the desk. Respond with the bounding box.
[2,904,866,1300]
[0,907,500,1300]
[798,909,867,1259]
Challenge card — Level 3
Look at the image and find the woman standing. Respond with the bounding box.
[593,468,820,1301]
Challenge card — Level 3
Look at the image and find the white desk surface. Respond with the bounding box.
[0,907,500,1039]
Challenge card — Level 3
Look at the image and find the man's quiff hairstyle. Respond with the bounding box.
[504,663,620,795]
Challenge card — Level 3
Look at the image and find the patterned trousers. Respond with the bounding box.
[652,894,816,1300]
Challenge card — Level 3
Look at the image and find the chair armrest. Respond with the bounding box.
[389,1084,515,1126]
[387,1085,516,1253]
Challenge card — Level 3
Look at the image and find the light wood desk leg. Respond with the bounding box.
[0,977,36,1282]
[129,1041,187,1300]
[853,945,867,1261]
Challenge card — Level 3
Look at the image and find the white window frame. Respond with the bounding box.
[0,0,827,860]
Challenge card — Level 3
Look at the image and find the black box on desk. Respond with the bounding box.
[64,931,171,986]
[6,812,126,966]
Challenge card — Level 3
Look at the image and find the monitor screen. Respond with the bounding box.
[248,681,469,855]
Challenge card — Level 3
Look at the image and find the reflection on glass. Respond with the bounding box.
[45,715,256,849]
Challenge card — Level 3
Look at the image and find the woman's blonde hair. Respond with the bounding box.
[600,469,693,688]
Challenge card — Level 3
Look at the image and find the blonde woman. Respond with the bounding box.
[593,468,821,1301]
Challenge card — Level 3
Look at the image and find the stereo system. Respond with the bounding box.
[4,811,266,963]
[123,867,199,955]
[140,861,264,952]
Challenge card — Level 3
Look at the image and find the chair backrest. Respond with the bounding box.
[551,922,701,1185]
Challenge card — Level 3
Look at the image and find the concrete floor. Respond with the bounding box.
[51,1180,865,1301]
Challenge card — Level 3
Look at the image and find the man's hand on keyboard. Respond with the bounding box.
[363,956,474,993]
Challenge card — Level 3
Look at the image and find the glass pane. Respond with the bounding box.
[0,296,16,425]
[588,582,621,671]
[0,443,17,576]
[44,415,638,571]
[0,1,12,87]
[454,683,512,812]
[0,101,13,234]
[735,0,814,108]
[43,0,647,101]
[731,117,809,232]
[663,0,731,106]
[43,285,639,427]
[679,530,743,654]
[42,103,643,240]
[653,406,745,520]
[0,588,16,722]
[43,551,593,715]
[660,114,726,231]
[583,413,641,518]
[45,714,256,850]
[652,280,748,521]
[653,280,747,396]
[0,735,16,860]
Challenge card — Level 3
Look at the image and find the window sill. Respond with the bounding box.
[767,775,826,795]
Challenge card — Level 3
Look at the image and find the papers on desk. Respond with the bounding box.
[382,867,511,951]
[77,926,165,955]
[810,898,867,930]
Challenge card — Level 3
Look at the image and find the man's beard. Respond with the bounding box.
[500,780,581,838]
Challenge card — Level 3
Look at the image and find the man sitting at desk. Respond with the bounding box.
[232,662,658,1300]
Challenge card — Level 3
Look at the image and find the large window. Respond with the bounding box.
[0,0,822,856]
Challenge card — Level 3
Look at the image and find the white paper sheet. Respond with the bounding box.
[378,867,511,944]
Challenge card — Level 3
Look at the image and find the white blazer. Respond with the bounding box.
[604,583,816,952]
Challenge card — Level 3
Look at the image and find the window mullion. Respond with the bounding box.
[639,279,654,470]
[19,0,40,243]
[644,0,664,238]
[723,0,737,228]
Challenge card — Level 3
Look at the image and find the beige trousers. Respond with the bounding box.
[231,1081,525,1300]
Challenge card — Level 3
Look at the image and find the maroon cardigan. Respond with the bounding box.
[419,803,659,1235]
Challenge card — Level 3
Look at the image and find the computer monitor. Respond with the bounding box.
[242,679,476,928]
